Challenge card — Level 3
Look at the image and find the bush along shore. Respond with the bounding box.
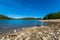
[0,24,60,40]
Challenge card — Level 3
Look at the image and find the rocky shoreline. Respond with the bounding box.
[0,25,60,40]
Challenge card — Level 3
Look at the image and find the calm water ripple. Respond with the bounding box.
[0,20,46,34]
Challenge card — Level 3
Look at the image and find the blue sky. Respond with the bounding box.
[0,0,60,18]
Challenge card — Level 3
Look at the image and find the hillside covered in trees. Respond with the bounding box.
[17,17,42,20]
[0,14,42,20]
[1,12,60,20]
[43,12,60,20]
[0,14,11,20]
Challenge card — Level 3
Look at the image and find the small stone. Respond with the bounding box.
[6,38,11,40]
[44,31,47,33]
[38,32,42,35]
[58,30,60,32]
[13,30,17,33]
[1,37,5,40]
[23,28,25,30]
[21,32,25,36]
[25,37,30,40]
[42,37,47,40]
[9,34,17,37]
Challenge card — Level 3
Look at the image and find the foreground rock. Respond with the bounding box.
[0,26,60,40]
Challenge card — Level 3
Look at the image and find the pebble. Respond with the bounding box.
[0,26,60,40]
[1,37,5,40]
[38,32,42,35]
[13,30,17,33]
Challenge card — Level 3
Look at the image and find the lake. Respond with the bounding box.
[0,20,46,34]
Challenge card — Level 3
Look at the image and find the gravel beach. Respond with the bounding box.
[0,25,60,40]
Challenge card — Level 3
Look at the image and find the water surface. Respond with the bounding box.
[0,20,46,34]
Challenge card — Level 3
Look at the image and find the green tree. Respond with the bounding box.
[43,12,60,20]
[0,14,10,19]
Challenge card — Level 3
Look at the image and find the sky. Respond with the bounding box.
[0,0,60,18]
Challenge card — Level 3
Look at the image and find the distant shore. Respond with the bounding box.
[39,19,60,22]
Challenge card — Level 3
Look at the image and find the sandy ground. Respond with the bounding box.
[39,19,60,22]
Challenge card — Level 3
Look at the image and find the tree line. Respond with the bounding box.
[0,14,10,20]
[43,12,60,20]
[0,14,42,20]
[0,12,60,20]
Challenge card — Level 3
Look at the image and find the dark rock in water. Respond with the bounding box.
[36,25,41,26]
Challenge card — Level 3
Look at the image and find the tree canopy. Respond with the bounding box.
[17,17,42,20]
[0,14,10,19]
[0,14,42,20]
[43,12,60,20]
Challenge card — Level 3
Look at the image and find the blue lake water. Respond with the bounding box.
[0,20,46,34]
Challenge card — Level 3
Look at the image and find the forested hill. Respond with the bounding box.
[43,12,60,20]
[17,17,42,20]
[0,14,42,20]
[0,14,11,20]
[1,12,60,20]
